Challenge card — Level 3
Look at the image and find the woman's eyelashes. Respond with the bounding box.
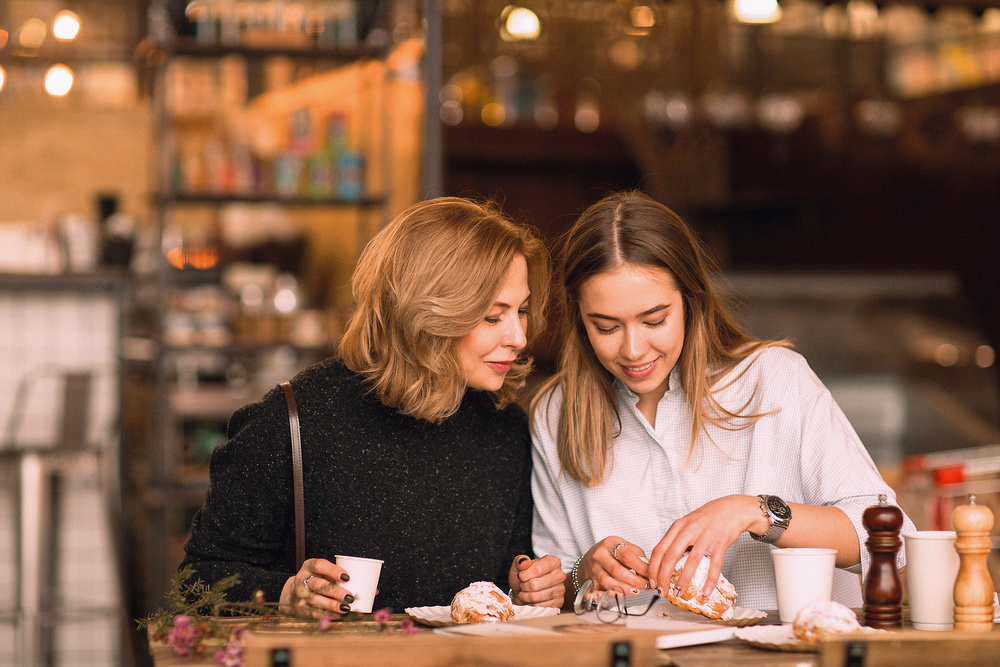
[593,318,667,335]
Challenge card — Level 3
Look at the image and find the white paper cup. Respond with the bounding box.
[902,531,959,631]
[334,555,384,613]
[772,548,838,623]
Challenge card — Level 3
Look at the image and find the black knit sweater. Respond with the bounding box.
[180,357,534,611]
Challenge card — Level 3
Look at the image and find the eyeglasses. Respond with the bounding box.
[573,579,661,624]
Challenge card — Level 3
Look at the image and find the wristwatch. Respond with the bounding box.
[750,494,792,543]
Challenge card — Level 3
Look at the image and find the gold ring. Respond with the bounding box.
[611,542,627,562]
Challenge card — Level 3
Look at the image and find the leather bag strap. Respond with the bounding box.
[280,381,306,570]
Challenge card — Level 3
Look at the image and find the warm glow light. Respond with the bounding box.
[501,6,541,41]
[18,18,48,49]
[0,29,9,49]
[481,102,506,126]
[733,0,783,24]
[0,66,6,93]
[52,10,81,41]
[575,101,600,133]
[975,345,995,368]
[934,343,960,367]
[44,64,74,96]
[631,6,655,29]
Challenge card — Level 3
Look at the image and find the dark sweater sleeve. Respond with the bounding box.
[495,414,535,586]
[179,385,297,604]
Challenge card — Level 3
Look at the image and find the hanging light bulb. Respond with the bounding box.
[44,64,74,96]
[733,0,783,25]
[18,17,48,49]
[500,6,541,41]
[52,10,82,41]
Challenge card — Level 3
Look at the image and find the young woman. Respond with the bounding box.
[182,197,565,618]
[531,190,913,611]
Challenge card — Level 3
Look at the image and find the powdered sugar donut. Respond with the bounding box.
[792,600,861,644]
[664,552,738,620]
[450,581,515,624]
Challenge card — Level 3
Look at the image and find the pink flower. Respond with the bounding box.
[373,608,391,624]
[399,618,418,635]
[165,614,211,657]
[214,627,245,667]
[318,614,331,631]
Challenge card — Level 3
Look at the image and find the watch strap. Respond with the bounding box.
[750,494,789,544]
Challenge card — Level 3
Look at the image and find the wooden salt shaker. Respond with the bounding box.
[863,493,903,629]
[952,494,996,631]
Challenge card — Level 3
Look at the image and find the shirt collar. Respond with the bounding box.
[613,365,684,404]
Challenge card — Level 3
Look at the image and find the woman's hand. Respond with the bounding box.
[645,495,760,599]
[508,555,566,607]
[578,537,652,598]
[279,558,358,619]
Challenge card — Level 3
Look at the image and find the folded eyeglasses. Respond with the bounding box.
[572,579,662,624]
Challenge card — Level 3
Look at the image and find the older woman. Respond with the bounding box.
[181,197,565,617]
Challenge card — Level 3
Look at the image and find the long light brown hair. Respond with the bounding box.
[341,197,549,422]
[532,191,785,485]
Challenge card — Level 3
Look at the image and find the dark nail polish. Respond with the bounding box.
[344,594,355,604]
[340,573,351,582]
[340,604,351,613]
[516,556,529,565]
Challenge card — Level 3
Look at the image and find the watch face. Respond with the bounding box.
[766,496,792,520]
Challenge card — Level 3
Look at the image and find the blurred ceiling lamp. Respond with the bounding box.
[733,0,783,24]
[756,94,804,133]
[0,66,6,93]
[18,17,48,49]
[631,6,655,29]
[1,28,9,49]
[701,89,752,130]
[956,105,1000,144]
[500,6,541,41]
[52,10,81,41]
[44,64,74,96]
[644,90,692,130]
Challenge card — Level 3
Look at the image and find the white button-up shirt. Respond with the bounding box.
[531,346,914,610]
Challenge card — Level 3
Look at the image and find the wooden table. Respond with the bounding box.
[149,611,999,667]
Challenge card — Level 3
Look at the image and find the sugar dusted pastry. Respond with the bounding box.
[664,553,737,620]
[792,600,861,644]
[450,581,515,624]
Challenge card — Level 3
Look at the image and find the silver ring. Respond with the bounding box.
[303,575,315,592]
[611,542,627,563]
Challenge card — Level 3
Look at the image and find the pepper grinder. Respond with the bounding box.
[952,494,996,631]
[863,493,903,629]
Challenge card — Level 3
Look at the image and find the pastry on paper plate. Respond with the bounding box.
[450,581,515,624]
[792,600,862,644]
[663,552,738,620]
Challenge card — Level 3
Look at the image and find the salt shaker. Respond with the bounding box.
[863,493,903,629]
[952,494,995,631]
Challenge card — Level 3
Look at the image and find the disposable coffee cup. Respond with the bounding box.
[772,548,838,624]
[334,555,384,613]
[902,531,959,631]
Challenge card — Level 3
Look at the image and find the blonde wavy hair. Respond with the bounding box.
[341,197,549,422]
[532,191,786,485]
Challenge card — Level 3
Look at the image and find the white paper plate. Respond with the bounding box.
[644,601,767,627]
[405,604,561,627]
[735,624,884,652]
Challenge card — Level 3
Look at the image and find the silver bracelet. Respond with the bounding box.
[570,556,584,595]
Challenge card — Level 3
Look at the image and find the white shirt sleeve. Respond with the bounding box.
[530,385,581,572]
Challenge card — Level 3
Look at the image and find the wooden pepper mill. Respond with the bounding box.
[863,493,903,629]
[952,494,996,631]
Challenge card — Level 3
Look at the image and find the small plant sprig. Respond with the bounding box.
[137,566,277,662]
[138,567,418,664]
